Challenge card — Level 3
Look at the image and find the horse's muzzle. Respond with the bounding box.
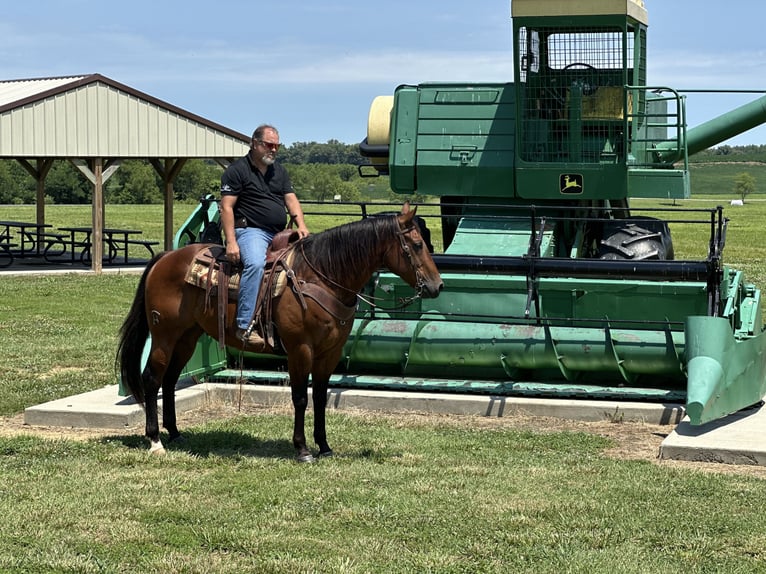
[422,280,444,299]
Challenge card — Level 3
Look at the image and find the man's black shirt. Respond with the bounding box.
[220,155,293,233]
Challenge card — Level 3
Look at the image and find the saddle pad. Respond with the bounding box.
[183,246,295,299]
[185,246,240,298]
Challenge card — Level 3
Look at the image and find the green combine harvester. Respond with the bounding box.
[174,0,766,426]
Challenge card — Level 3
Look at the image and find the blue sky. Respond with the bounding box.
[1,1,765,146]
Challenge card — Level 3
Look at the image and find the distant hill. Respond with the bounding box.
[687,162,766,196]
[689,144,766,164]
[683,144,765,196]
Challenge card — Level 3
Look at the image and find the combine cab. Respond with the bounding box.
[175,0,766,426]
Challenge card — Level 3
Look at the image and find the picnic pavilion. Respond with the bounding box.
[0,74,249,272]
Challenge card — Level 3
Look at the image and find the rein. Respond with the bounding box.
[298,222,426,312]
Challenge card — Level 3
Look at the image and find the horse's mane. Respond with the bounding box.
[299,215,399,281]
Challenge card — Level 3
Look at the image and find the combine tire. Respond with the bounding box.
[598,218,674,261]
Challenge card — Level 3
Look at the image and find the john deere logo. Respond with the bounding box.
[560,173,583,194]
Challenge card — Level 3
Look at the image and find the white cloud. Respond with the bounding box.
[263,50,514,85]
[649,50,766,90]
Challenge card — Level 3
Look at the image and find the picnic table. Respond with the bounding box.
[51,227,159,265]
[0,235,16,267]
[0,220,53,257]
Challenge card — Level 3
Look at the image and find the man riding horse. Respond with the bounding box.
[220,124,309,347]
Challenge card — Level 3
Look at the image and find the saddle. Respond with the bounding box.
[184,229,301,348]
[184,228,359,350]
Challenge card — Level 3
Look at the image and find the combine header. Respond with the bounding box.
[174,0,766,426]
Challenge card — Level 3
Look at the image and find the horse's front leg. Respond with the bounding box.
[311,376,333,458]
[287,344,317,462]
[290,381,314,463]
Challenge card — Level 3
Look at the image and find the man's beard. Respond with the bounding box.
[261,154,276,165]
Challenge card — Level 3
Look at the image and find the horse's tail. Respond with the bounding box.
[115,252,165,405]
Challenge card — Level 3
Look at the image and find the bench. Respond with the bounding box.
[0,240,17,268]
[104,238,161,264]
[42,232,94,263]
[41,233,70,261]
[124,239,160,259]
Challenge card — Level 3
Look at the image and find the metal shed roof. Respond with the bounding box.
[0,74,249,158]
[0,74,252,272]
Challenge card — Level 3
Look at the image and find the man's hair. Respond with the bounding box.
[252,124,278,141]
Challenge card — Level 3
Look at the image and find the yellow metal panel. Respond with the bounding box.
[512,0,648,24]
[567,87,633,119]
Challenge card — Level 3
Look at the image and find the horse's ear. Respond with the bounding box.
[401,201,417,218]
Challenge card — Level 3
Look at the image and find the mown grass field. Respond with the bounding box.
[2,198,766,572]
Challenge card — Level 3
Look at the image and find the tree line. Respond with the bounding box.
[1,141,763,205]
[690,144,766,163]
[0,140,392,205]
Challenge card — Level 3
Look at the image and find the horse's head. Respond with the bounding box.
[388,202,444,299]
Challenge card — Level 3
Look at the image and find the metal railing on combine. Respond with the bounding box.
[626,85,687,168]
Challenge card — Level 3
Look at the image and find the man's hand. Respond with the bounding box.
[226,240,241,265]
[220,195,240,263]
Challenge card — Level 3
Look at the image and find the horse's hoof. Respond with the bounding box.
[296,453,315,463]
[150,446,166,456]
[318,449,334,459]
[169,434,185,444]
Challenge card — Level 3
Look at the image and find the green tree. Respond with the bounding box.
[281,140,364,165]
[338,180,361,202]
[46,161,90,204]
[0,161,35,204]
[285,163,318,200]
[311,170,343,202]
[107,160,161,204]
[733,172,756,203]
[174,159,222,202]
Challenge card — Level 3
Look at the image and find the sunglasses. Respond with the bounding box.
[256,139,281,151]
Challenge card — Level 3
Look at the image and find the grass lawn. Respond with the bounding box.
[2,407,766,573]
[2,200,766,572]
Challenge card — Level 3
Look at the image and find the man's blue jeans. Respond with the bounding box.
[235,226,275,331]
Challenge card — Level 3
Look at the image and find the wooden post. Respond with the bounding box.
[91,158,104,274]
[17,158,53,251]
[151,158,187,251]
[164,158,174,251]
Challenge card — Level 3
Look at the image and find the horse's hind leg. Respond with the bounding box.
[141,350,167,454]
[161,328,203,443]
[142,334,192,454]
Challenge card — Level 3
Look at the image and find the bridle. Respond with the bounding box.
[387,223,428,303]
[299,221,427,311]
[353,223,427,309]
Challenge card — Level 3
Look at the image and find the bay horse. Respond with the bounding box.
[116,203,443,462]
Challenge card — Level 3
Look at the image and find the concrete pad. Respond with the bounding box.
[660,403,766,465]
[23,381,206,430]
[28,382,766,467]
[234,384,685,425]
[24,381,684,429]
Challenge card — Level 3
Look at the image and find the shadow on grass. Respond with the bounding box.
[102,429,396,462]
[102,429,295,459]
[100,429,401,463]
